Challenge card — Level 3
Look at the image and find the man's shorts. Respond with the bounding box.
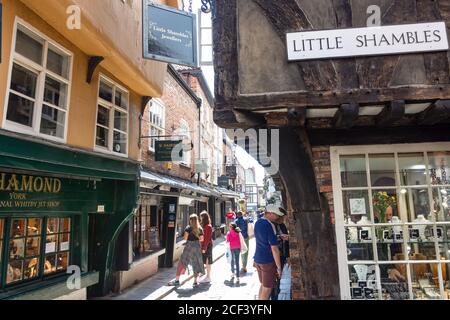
[202,244,213,264]
[254,262,277,288]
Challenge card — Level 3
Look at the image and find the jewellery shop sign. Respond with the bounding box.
[286,22,449,61]
[0,172,93,212]
[143,1,197,67]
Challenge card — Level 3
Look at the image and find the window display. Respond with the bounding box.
[335,147,450,300]
[0,219,3,275]
[7,218,42,284]
[44,217,71,275]
[133,203,162,260]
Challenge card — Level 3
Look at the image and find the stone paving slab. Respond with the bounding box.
[163,238,260,301]
[105,237,229,300]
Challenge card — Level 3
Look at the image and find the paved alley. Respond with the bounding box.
[106,238,260,300]
[163,238,260,301]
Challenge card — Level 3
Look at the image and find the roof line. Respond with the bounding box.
[167,64,202,107]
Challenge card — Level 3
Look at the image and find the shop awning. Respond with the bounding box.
[140,170,219,197]
[215,187,242,199]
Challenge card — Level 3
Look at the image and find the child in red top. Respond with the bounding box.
[226,223,242,282]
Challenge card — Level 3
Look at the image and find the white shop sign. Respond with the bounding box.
[286,22,449,61]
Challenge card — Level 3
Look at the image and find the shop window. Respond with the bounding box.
[133,205,161,260]
[177,205,192,242]
[95,76,129,155]
[0,219,4,278]
[5,22,72,141]
[3,217,71,287]
[148,99,165,151]
[7,218,42,284]
[333,145,450,300]
[44,218,71,275]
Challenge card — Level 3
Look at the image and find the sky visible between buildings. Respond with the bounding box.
[190,1,265,186]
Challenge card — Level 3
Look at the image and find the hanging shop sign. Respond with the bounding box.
[286,22,449,61]
[218,175,229,188]
[142,1,198,67]
[195,160,209,173]
[155,140,183,162]
[226,165,237,179]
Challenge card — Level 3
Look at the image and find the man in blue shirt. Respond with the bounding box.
[253,204,286,300]
[235,211,249,273]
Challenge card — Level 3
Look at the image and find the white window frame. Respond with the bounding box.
[94,75,129,157]
[148,98,165,152]
[331,142,450,300]
[2,18,73,143]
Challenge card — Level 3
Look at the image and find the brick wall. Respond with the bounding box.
[141,71,199,181]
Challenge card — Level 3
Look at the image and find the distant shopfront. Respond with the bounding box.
[114,169,220,291]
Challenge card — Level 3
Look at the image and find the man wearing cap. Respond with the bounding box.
[253,204,286,300]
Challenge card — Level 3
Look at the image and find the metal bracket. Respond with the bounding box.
[139,96,152,149]
[86,56,104,83]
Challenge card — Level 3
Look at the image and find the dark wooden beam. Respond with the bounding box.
[253,0,338,91]
[226,86,450,111]
[86,56,104,84]
[375,100,405,127]
[308,124,450,146]
[265,108,306,127]
[416,0,450,85]
[416,100,450,125]
[277,127,340,299]
[213,0,239,104]
[333,103,359,129]
[139,96,152,149]
[141,96,152,115]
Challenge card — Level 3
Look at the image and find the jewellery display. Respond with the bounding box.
[412,215,429,240]
[357,216,372,242]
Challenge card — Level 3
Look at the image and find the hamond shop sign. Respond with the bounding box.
[286,22,448,61]
[142,1,197,67]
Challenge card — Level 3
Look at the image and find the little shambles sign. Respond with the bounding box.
[286,22,448,61]
[143,1,197,67]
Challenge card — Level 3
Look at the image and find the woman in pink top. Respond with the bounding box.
[226,222,242,282]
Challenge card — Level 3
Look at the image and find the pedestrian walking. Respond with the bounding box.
[226,222,242,283]
[225,208,235,232]
[253,204,286,300]
[168,214,205,288]
[271,214,290,300]
[234,211,249,273]
[199,211,213,283]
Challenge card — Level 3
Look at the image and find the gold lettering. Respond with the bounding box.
[44,178,52,193]
[21,176,33,192]
[6,174,19,191]
[33,177,43,192]
[53,179,61,193]
[0,173,5,191]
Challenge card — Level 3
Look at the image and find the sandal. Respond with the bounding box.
[168,280,180,286]
[192,282,199,288]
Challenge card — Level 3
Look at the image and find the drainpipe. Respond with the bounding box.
[197,98,202,186]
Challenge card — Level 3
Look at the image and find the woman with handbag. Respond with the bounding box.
[168,214,205,288]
